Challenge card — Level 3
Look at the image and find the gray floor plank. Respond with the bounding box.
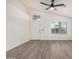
[6,40,72,59]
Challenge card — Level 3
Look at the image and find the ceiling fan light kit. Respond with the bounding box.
[50,7,54,10]
[40,0,66,10]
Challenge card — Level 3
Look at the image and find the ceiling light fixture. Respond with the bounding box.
[50,7,54,10]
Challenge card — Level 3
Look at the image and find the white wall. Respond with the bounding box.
[6,0,72,50]
[31,10,72,40]
[6,2,31,50]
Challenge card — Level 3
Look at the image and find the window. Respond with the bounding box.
[51,22,67,34]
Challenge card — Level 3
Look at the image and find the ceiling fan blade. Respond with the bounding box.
[40,2,50,6]
[45,7,51,10]
[54,4,65,7]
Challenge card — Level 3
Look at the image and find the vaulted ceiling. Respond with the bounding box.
[21,0,72,17]
[7,0,72,17]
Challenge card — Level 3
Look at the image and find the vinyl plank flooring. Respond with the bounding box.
[6,40,72,59]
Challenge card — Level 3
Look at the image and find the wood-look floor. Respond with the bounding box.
[6,40,72,59]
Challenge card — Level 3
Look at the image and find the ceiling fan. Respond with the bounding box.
[40,0,66,10]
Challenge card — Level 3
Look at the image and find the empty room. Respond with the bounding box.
[6,0,72,59]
